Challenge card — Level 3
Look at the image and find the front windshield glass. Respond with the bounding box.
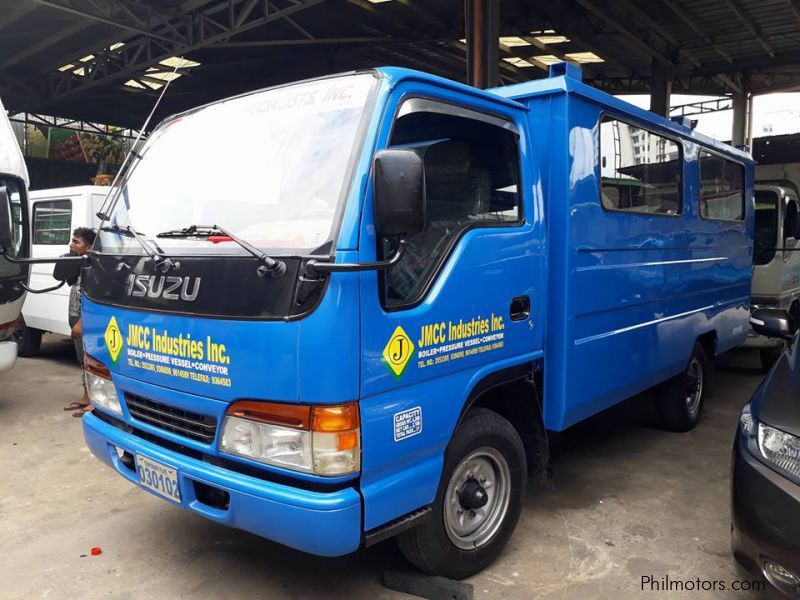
[96,73,376,256]
[754,190,778,266]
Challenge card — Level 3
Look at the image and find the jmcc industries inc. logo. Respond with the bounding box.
[382,325,414,378]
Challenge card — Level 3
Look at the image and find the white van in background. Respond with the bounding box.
[15,186,107,356]
[0,97,31,371]
[743,181,800,370]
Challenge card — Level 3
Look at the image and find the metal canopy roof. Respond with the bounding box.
[0,0,799,129]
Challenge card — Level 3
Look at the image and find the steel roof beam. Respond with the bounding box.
[722,0,775,58]
[520,3,634,77]
[0,19,95,71]
[606,0,741,94]
[693,50,800,75]
[36,0,327,106]
[32,0,184,45]
[661,0,733,64]
[574,0,673,66]
[211,36,397,47]
[788,0,800,27]
[0,3,40,30]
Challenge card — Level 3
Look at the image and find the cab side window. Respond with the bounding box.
[599,117,682,216]
[380,105,521,308]
[699,151,745,221]
[33,200,72,244]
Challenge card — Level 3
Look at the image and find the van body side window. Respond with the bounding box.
[699,151,745,221]
[381,104,522,308]
[599,117,682,216]
[33,200,72,244]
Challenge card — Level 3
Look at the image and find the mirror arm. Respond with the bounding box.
[20,280,67,294]
[0,250,87,266]
[306,239,406,275]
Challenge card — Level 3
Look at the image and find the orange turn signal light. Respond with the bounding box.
[84,354,111,379]
[226,401,360,433]
[312,403,359,432]
[226,401,311,429]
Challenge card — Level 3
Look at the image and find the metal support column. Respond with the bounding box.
[731,89,749,147]
[650,58,672,117]
[465,0,499,89]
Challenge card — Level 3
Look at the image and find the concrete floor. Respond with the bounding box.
[0,337,768,599]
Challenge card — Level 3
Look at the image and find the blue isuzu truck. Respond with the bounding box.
[25,64,753,578]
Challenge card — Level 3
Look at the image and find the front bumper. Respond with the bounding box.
[731,436,800,595]
[0,340,17,372]
[83,411,362,557]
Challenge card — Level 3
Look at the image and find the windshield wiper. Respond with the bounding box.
[157,224,286,278]
[101,224,179,273]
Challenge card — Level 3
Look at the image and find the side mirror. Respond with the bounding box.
[373,148,425,238]
[751,307,797,341]
[53,255,83,284]
[0,187,13,251]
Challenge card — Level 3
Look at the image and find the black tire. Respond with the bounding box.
[13,318,42,357]
[396,407,526,579]
[759,346,783,373]
[656,342,707,432]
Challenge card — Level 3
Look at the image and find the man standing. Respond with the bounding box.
[63,227,95,416]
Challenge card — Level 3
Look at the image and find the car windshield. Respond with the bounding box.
[95,73,376,256]
[754,190,778,266]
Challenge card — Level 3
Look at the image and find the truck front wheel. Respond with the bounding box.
[396,407,526,579]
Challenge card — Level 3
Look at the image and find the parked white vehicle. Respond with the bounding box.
[0,97,31,371]
[15,186,107,356]
[743,181,800,370]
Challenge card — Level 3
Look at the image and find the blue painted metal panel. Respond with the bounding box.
[83,413,361,556]
[498,67,754,430]
[354,78,546,529]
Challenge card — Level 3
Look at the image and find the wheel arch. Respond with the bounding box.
[456,361,549,484]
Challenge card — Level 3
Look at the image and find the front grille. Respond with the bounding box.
[125,393,217,444]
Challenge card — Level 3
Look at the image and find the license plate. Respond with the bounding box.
[136,454,181,503]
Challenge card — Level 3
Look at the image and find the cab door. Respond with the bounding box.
[355,85,545,530]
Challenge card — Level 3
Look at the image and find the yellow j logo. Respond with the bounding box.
[383,326,414,378]
[104,316,123,364]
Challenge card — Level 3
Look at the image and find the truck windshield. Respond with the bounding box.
[754,190,778,266]
[95,73,376,257]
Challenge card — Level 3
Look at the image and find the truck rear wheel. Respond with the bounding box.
[656,342,707,432]
[396,407,526,579]
[13,317,42,357]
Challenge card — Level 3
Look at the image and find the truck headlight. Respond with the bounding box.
[219,401,360,476]
[758,423,800,480]
[84,354,122,416]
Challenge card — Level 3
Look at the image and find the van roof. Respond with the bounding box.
[491,64,753,163]
[0,97,28,186]
[29,185,110,198]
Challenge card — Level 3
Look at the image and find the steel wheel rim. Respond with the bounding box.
[685,357,703,417]
[443,446,511,550]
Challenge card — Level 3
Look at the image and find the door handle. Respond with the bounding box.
[510,296,530,321]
